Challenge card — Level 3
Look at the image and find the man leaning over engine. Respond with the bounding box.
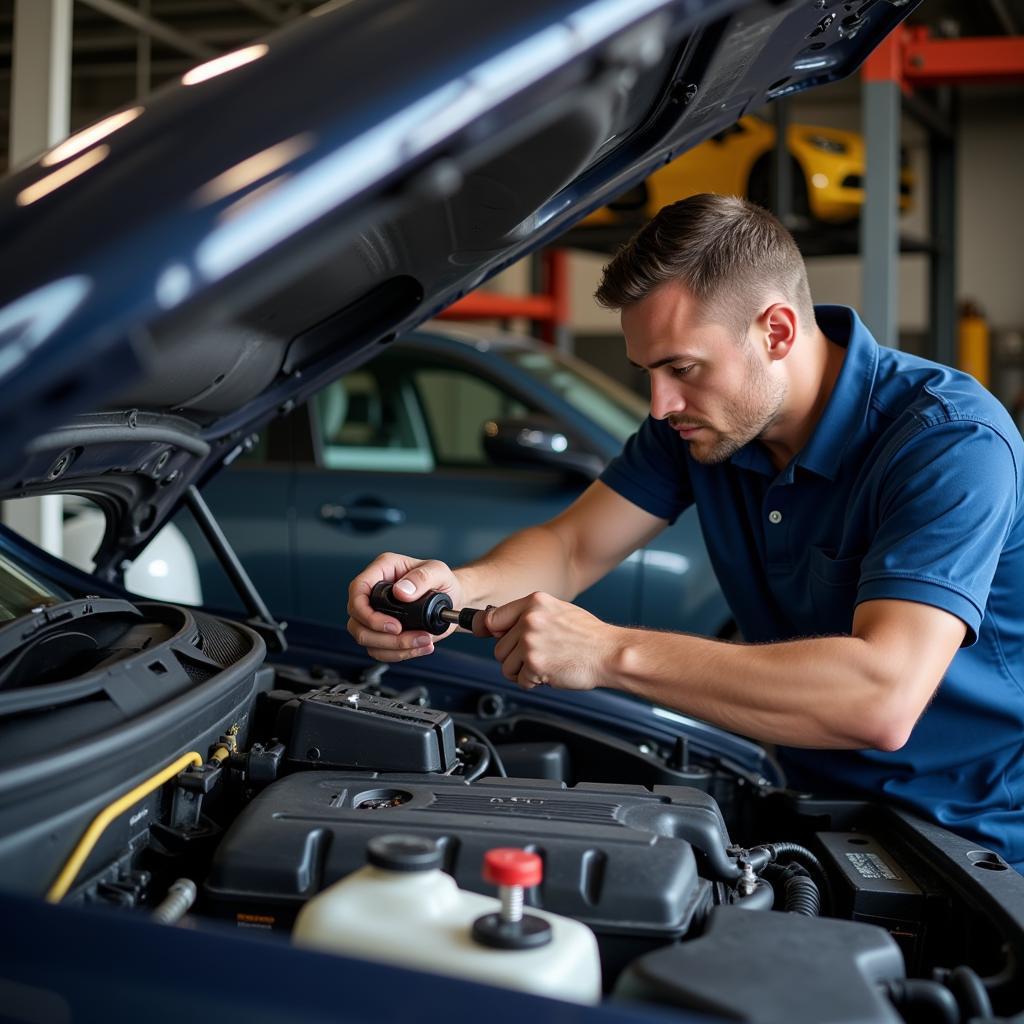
[346,193,1024,871]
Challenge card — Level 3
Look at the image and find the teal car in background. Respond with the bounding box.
[180,325,731,641]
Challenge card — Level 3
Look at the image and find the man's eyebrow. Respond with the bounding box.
[627,354,696,370]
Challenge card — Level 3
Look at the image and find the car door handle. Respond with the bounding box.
[320,502,406,530]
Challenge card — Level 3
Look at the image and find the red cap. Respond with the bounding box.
[482,848,543,888]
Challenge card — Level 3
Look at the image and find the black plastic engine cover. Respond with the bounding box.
[205,772,716,960]
[276,688,457,772]
[615,904,906,1023]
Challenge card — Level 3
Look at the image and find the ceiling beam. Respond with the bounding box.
[233,0,287,25]
[0,24,259,55]
[75,0,218,59]
[988,0,1018,36]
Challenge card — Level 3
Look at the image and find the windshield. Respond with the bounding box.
[499,348,646,444]
[0,550,68,623]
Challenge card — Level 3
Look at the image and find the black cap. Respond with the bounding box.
[367,834,443,872]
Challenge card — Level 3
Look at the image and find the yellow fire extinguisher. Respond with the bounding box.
[958,300,990,389]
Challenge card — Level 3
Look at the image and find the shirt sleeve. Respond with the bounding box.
[599,415,695,523]
[857,418,1021,645]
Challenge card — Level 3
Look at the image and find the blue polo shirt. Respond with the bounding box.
[601,305,1024,868]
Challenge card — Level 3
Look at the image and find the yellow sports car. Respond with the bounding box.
[583,114,912,226]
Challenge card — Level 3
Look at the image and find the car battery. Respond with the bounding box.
[816,832,925,968]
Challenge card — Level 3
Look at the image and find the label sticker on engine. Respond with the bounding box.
[846,851,900,880]
[237,912,275,930]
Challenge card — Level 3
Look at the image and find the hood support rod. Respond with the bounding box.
[184,484,287,653]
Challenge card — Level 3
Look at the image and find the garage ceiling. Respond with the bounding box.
[0,0,322,170]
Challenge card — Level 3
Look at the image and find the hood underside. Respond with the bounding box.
[0,0,920,567]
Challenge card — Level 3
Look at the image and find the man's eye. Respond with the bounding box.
[672,364,696,378]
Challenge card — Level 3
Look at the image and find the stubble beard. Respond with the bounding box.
[682,350,786,465]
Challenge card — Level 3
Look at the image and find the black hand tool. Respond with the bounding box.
[370,581,487,635]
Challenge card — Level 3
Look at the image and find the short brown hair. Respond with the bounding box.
[595,193,815,336]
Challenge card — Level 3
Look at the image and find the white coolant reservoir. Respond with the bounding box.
[292,835,602,1004]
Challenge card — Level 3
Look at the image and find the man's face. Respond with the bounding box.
[621,279,786,464]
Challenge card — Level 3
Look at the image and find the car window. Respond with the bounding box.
[314,370,434,472]
[413,367,529,467]
[0,549,68,621]
[498,348,645,444]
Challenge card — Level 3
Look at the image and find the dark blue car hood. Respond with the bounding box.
[0,0,918,570]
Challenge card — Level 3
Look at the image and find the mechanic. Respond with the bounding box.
[347,193,1024,871]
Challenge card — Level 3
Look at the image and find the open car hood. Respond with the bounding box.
[0,0,919,572]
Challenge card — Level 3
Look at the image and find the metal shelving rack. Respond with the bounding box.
[861,26,1024,363]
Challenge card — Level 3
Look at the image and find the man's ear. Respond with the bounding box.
[757,302,798,361]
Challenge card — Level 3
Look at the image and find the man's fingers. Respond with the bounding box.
[392,559,458,602]
[348,601,404,636]
[472,606,503,638]
[365,643,436,662]
[347,553,460,644]
[485,596,534,635]
[493,625,521,663]
[500,648,525,683]
[347,618,435,653]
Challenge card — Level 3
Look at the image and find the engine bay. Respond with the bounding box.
[1,599,1022,1023]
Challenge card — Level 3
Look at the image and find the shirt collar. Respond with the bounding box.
[796,305,879,480]
[728,304,880,481]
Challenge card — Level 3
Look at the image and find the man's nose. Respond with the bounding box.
[650,375,685,420]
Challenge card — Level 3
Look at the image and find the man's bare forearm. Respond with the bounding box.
[455,523,582,609]
[601,597,963,750]
[455,482,665,613]
[608,628,902,749]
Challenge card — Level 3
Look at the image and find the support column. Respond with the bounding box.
[861,34,903,348]
[9,0,72,165]
[772,99,793,226]
[4,0,72,555]
[545,248,573,354]
[137,0,152,99]
[928,91,957,367]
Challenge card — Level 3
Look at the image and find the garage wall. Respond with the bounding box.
[956,91,1024,332]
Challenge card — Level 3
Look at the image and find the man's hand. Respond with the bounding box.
[482,592,624,691]
[347,552,463,661]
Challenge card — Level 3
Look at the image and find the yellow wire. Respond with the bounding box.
[46,750,203,903]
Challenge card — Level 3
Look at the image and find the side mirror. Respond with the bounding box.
[482,416,604,480]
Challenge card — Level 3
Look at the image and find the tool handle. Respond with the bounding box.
[369,581,453,635]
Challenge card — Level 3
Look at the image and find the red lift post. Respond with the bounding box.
[438,246,571,347]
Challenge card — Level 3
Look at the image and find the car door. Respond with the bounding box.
[290,347,643,632]
[175,425,297,617]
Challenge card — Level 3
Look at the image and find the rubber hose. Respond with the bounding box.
[451,718,507,777]
[360,663,390,687]
[974,946,1018,1002]
[886,979,960,1024]
[783,873,820,917]
[758,842,834,914]
[948,965,994,1021]
[461,740,491,783]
